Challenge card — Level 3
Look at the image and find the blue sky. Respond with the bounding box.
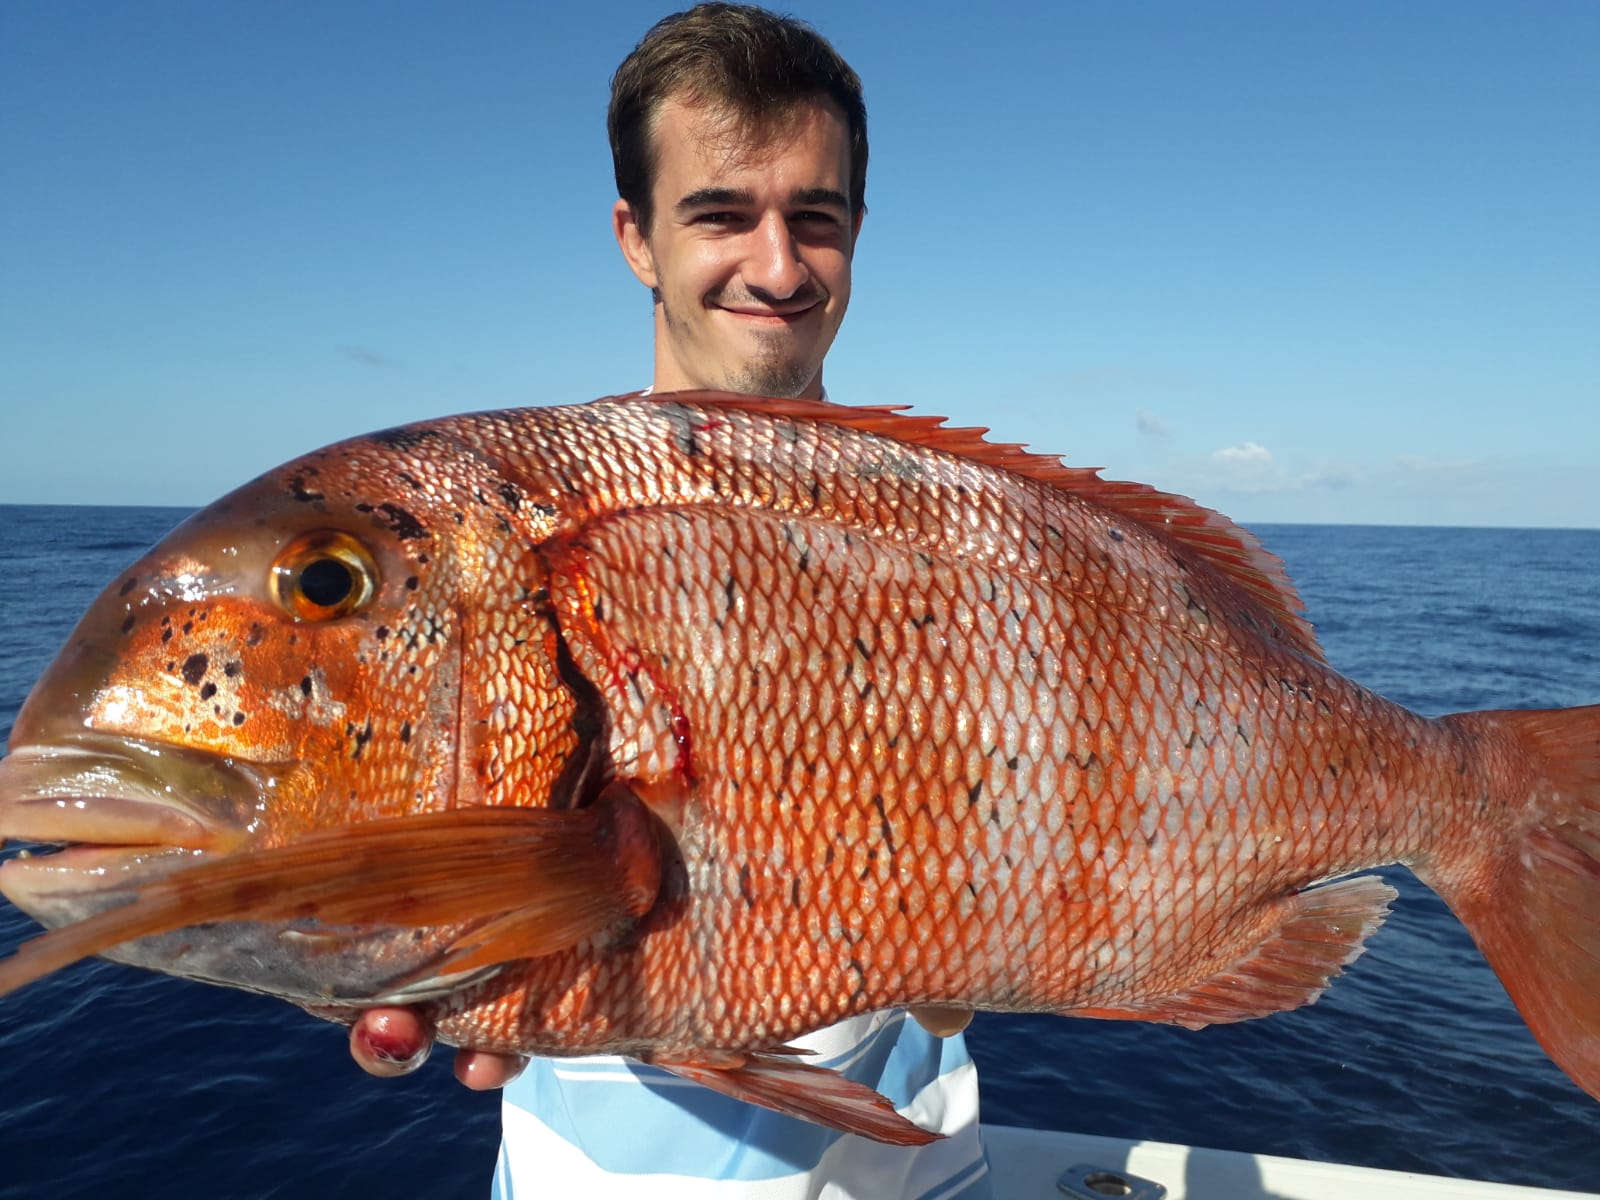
[2,1,1596,527]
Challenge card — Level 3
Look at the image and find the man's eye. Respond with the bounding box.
[695,211,742,225]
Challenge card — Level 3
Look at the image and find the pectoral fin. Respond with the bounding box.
[651,1050,942,1146]
[0,786,662,998]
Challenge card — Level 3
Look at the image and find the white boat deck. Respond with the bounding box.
[983,1125,1594,1200]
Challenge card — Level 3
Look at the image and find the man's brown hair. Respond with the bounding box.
[609,3,868,232]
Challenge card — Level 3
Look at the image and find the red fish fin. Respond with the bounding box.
[1073,874,1396,1029]
[644,390,1322,661]
[1424,705,1600,1099]
[651,1051,942,1146]
[0,792,661,998]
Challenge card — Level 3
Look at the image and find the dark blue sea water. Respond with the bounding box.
[1,506,1596,1197]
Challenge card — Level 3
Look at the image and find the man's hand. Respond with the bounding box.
[348,1007,527,1089]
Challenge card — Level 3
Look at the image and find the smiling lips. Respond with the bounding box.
[713,287,826,324]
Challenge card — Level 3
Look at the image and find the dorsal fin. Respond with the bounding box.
[620,390,1324,662]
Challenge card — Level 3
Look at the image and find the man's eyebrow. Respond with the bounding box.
[675,187,756,212]
[673,186,851,212]
[791,187,849,210]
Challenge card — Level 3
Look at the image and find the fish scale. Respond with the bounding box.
[0,392,1595,1143]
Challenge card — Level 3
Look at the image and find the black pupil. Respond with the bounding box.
[299,558,356,608]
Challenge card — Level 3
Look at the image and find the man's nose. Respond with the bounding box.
[743,211,809,299]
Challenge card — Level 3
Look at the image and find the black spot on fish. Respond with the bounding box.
[246,623,266,647]
[199,682,217,701]
[121,615,135,635]
[1109,528,1125,543]
[400,721,411,744]
[366,426,439,451]
[396,471,424,491]
[119,577,138,597]
[871,794,897,855]
[405,576,419,591]
[352,719,374,760]
[289,476,325,503]
[375,625,390,640]
[791,878,803,908]
[224,661,241,677]
[300,676,313,696]
[374,503,427,541]
[967,780,983,807]
[497,482,523,512]
[232,712,246,726]
[181,654,209,686]
[738,864,754,907]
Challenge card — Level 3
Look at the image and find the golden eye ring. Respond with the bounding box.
[269,531,380,622]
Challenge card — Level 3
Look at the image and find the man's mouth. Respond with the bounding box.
[715,294,825,323]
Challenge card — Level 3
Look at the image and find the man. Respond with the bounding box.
[349,6,992,1196]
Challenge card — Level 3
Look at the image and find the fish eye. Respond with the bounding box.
[269,532,380,622]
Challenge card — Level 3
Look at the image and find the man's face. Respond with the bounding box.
[615,94,863,399]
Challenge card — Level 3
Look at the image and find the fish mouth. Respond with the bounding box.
[0,734,269,922]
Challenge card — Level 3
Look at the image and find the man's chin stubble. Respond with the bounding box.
[722,360,816,399]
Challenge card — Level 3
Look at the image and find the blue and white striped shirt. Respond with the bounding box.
[493,1010,991,1199]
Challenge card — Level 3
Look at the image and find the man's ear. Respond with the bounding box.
[613,199,660,290]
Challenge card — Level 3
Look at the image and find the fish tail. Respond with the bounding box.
[1422,704,1600,1099]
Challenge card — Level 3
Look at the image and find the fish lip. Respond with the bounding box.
[0,733,271,919]
[0,733,270,858]
[0,843,199,919]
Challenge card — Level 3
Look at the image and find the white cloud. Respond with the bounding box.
[339,345,400,368]
[1212,441,1273,466]
[1135,409,1170,440]
[1166,441,1360,498]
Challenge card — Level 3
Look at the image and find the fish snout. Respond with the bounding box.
[0,736,268,923]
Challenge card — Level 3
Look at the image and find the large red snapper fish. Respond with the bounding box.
[0,393,1595,1144]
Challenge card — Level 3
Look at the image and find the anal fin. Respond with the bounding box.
[1075,874,1397,1030]
[651,1050,942,1146]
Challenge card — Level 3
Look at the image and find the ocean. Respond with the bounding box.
[0,505,1596,1197]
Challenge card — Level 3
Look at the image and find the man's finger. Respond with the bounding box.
[909,1005,974,1038]
[454,1049,529,1091]
[349,1007,434,1077]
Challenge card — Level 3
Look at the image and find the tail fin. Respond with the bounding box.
[1423,705,1600,1099]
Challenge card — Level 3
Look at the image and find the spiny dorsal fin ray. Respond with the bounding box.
[628,390,1323,662]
